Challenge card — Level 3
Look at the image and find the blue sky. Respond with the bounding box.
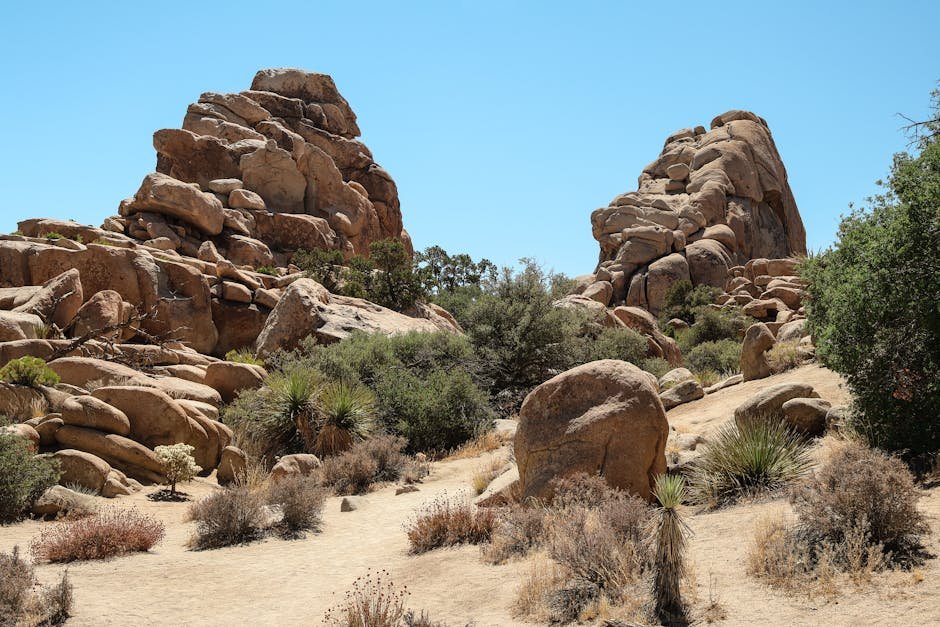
[0,1,936,276]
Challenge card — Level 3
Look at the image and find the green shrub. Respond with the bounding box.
[255,265,277,276]
[640,357,673,378]
[658,280,722,326]
[0,432,60,522]
[581,327,649,365]
[41,232,64,240]
[224,349,265,367]
[0,356,60,387]
[293,247,346,292]
[685,339,742,374]
[375,368,493,454]
[688,419,812,508]
[803,89,940,462]
[676,307,748,353]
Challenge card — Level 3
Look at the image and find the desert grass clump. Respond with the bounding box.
[317,435,418,496]
[187,487,267,550]
[444,429,507,460]
[688,419,812,508]
[224,349,265,367]
[482,503,548,565]
[471,456,507,495]
[314,381,377,457]
[323,569,444,627]
[406,493,497,554]
[0,356,60,387]
[650,474,690,625]
[30,508,165,563]
[0,546,72,626]
[766,340,806,374]
[265,475,327,538]
[154,443,201,498]
[0,431,60,523]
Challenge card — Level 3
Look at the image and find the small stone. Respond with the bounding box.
[666,162,690,180]
[395,485,419,496]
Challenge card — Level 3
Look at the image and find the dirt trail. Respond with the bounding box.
[2,364,938,626]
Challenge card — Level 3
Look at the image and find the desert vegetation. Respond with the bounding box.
[29,508,165,562]
[1,547,72,626]
[0,431,60,523]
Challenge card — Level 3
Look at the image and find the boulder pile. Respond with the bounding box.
[575,110,806,313]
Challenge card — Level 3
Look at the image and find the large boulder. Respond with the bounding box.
[52,449,112,494]
[781,397,831,437]
[68,290,136,340]
[611,306,682,366]
[271,453,322,482]
[54,425,167,483]
[734,382,818,428]
[204,361,266,403]
[90,386,194,449]
[60,395,132,436]
[741,322,775,381]
[0,311,44,342]
[216,445,248,486]
[122,172,225,235]
[12,269,84,328]
[514,360,668,501]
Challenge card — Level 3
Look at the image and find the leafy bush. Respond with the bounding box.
[658,280,722,325]
[293,248,346,292]
[187,486,267,550]
[789,441,927,561]
[688,419,812,508]
[676,307,748,353]
[154,443,201,496]
[317,435,418,496]
[255,265,277,276]
[640,357,673,379]
[0,431,60,522]
[0,356,60,387]
[30,508,165,562]
[314,382,376,457]
[0,547,71,626]
[685,339,742,375]
[405,494,497,554]
[580,327,649,365]
[802,90,940,462]
[265,475,327,538]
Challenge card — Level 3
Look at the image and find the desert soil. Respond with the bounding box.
[2,363,938,626]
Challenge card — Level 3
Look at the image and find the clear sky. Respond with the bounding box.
[0,1,936,276]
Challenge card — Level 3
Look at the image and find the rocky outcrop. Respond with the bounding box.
[514,360,669,502]
[582,111,806,313]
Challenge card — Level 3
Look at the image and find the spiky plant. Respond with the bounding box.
[267,369,321,453]
[651,474,689,625]
[688,418,812,508]
[314,382,376,457]
[224,349,265,367]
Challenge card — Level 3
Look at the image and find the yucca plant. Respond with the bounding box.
[651,474,689,625]
[267,369,321,453]
[314,382,377,457]
[688,417,812,508]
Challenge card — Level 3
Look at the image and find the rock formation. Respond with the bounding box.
[578,110,807,314]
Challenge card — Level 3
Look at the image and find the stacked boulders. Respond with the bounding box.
[580,111,806,313]
[734,382,833,437]
[0,68,460,358]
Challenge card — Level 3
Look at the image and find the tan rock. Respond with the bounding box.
[68,290,133,340]
[271,453,322,482]
[514,360,668,502]
[781,397,831,437]
[204,361,266,403]
[54,425,167,482]
[52,449,112,493]
[229,188,265,210]
[216,445,248,486]
[734,382,818,428]
[741,322,775,381]
[0,311,44,342]
[122,172,225,235]
[90,386,194,449]
[60,395,132,436]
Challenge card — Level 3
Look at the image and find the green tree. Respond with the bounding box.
[803,88,940,462]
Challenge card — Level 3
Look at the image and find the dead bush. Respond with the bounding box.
[266,475,327,538]
[482,504,547,564]
[318,435,421,495]
[0,547,72,626]
[790,441,928,563]
[187,487,267,550]
[406,493,497,554]
[30,508,164,563]
[323,569,445,627]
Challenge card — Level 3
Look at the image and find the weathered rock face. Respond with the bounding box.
[514,359,669,502]
[587,111,806,313]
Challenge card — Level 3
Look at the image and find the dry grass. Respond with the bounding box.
[511,552,566,622]
[187,487,267,550]
[234,456,271,491]
[30,508,165,563]
[481,504,547,565]
[444,430,508,460]
[767,340,805,374]
[405,494,497,554]
[470,456,507,495]
[0,546,72,626]
[694,368,723,388]
[322,569,445,627]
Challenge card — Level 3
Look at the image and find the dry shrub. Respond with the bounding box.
[790,441,927,563]
[406,493,497,554]
[323,569,445,627]
[30,508,165,563]
[512,552,566,621]
[188,487,267,550]
[266,475,327,538]
[482,504,547,564]
[318,435,420,496]
[766,340,805,374]
[445,429,507,460]
[0,547,72,626]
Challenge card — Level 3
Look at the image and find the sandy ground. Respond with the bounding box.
[2,363,938,626]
